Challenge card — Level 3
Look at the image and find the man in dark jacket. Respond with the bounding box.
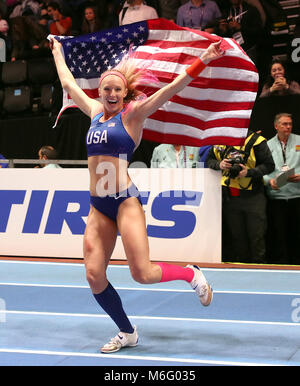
[225,0,265,61]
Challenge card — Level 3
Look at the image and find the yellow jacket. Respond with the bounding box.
[213,133,266,190]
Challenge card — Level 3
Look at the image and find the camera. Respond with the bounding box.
[227,150,245,178]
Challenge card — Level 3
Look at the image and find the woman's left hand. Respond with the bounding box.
[201,40,225,64]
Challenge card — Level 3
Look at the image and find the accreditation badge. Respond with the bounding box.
[281,164,290,172]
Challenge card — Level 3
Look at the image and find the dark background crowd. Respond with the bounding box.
[1,0,300,266]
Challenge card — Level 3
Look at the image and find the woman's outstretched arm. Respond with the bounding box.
[126,40,224,125]
[50,37,102,118]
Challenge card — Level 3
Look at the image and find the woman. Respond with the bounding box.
[50,37,223,353]
[80,6,102,34]
[10,16,49,61]
[259,59,300,98]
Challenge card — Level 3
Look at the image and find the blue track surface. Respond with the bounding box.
[1,260,300,366]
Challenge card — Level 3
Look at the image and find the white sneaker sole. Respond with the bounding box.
[100,328,138,354]
[201,284,213,306]
[188,264,213,306]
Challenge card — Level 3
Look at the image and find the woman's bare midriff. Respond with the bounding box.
[88,154,131,196]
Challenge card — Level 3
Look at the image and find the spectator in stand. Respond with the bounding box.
[157,0,188,22]
[259,59,300,98]
[264,113,300,265]
[151,144,200,168]
[0,9,8,36]
[37,2,51,32]
[176,0,221,30]
[222,0,264,62]
[80,6,101,34]
[10,15,50,61]
[47,1,72,36]
[37,145,62,168]
[203,17,230,36]
[9,0,40,19]
[0,8,10,57]
[119,0,158,26]
[206,131,275,264]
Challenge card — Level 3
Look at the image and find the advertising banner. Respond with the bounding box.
[0,168,221,263]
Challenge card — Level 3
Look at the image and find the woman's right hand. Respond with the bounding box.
[271,76,288,92]
[49,37,62,53]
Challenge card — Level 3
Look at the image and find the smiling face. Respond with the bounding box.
[271,62,285,80]
[98,75,128,114]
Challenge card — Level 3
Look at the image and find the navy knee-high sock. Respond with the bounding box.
[93,282,134,333]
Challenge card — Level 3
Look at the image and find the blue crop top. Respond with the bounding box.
[86,111,136,160]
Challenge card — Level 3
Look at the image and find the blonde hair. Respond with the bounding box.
[100,49,159,104]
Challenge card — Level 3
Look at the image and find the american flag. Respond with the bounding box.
[53,18,258,146]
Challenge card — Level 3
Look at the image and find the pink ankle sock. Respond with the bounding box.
[156,262,194,283]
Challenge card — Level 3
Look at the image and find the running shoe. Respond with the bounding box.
[100,325,138,353]
[186,265,213,306]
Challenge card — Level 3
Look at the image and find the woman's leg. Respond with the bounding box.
[117,197,212,305]
[84,206,134,335]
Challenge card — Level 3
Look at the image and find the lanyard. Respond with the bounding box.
[189,6,204,28]
[278,138,287,164]
[176,146,187,168]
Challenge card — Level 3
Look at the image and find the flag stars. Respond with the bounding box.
[61,21,148,79]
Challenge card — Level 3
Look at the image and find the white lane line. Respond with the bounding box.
[0,260,85,267]
[1,282,300,296]
[1,260,300,273]
[0,347,283,366]
[1,310,300,327]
